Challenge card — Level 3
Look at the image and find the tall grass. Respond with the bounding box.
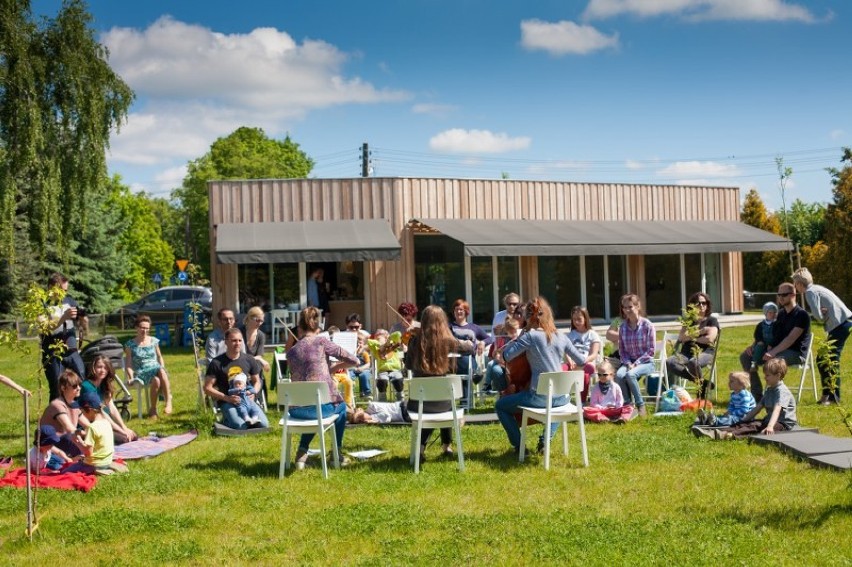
[1,325,850,565]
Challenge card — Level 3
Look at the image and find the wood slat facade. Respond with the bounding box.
[208,177,745,326]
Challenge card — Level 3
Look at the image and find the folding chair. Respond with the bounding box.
[519,370,588,470]
[790,334,819,403]
[408,375,466,474]
[274,351,290,410]
[640,331,674,412]
[449,353,476,410]
[278,381,340,480]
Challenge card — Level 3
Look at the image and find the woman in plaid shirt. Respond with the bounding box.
[615,293,656,417]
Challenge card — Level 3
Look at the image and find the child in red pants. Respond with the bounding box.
[583,361,636,423]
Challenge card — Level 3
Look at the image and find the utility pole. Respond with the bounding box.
[361,142,370,177]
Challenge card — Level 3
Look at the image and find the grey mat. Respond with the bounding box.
[806,451,852,471]
[213,422,271,436]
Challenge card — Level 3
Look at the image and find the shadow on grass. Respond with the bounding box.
[729,502,852,530]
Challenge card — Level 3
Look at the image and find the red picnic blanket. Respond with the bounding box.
[0,468,97,492]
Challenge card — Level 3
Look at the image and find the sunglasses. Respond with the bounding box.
[597,372,612,377]
[697,301,708,306]
[507,302,519,307]
[252,317,264,323]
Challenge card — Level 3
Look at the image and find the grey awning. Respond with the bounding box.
[216,219,401,263]
[410,219,792,256]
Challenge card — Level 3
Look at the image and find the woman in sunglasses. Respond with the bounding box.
[666,292,720,399]
[241,306,271,405]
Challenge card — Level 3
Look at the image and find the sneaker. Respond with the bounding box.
[637,405,647,417]
[294,450,309,470]
[696,409,707,424]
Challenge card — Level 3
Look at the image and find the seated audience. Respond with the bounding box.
[450,298,493,390]
[124,315,172,418]
[738,282,810,402]
[228,372,265,426]
[39,369,88,457]
[82,355,137,444]
[747,302,778,369]
[583,361,634,423]
[204,328,269,430]
[696,371,756,427]
[666,292,719,398]
[29,424,73,473]
[565,305,601,402]
[65,392,128,475]
[714,358,797,439]
[615,293,656,417]
[484,317,521,393]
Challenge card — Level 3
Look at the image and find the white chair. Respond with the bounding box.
[270,309,292,344]
[123,358,151,419]
[408,375,466,474]
[274,352,289,409]
[640,331,674,411]
[449,353,475,410]
[278,381,340,480]
[791,333,819,403]
[519,370,588,470]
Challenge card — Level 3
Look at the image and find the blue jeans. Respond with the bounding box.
[496,389,567,449]
[484,360,507,391]
[221,402,270,430]
[350,369,372,396]
[288,402,347,452]
[616,362,655,407]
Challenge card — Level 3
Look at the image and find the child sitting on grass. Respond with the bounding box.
[28,424,73,473]
[696,371,756,427]
[66,392,129,475]
[583,360,635,424]
[714,357,797,440]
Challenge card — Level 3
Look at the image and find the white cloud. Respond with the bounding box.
[583,0,821,23]
[520,19,619,56]
[429,129,531,153]
[154,164,189,192]
[830,129,846,140]
[625,159,645,170]
[100,16,409,167]
[656,160,741,184]
[412,103,458,117]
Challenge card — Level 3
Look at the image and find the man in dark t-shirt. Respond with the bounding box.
[204,328,267,429]
[740,282,810,401]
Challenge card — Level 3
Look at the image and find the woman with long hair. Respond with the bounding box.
[124,315,172,418]
[83,355,137,444]
[404,305,474,461]
[615,293,656,417]
[495,296,585,455]
[241,306,271,404]
[285,306,358,470]
[566,306,602,403]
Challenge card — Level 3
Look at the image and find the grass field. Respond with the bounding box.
[1,324,850,565]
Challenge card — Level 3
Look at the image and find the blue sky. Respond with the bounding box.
[33,0,850,208]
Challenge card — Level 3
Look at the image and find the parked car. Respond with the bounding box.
[111,286,212,328]
[743,290,756,308]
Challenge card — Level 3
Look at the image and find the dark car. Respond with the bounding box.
[112,286,212,328]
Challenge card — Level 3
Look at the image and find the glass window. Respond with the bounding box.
[644,254,682,316]
[414,235,465,313]
[470,257,494,325]
[238,265,271,311]
[684,253,702,299]
[608,256,627,320]
[704,253,721,312]
[497,257,519,299]
[584,256,605,319]
[537,256,581,320]
[272,264,299,308]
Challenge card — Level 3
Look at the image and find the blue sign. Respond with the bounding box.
[152,272,163,284]
[177,271,188,282]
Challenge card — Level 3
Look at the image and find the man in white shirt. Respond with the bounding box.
[491,292,521,336]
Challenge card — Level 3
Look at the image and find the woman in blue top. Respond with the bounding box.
[495,296,585,455]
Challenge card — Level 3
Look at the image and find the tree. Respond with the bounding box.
[822,148,852,303]
[740,188,788,293]
[0,0,133,300]
[775,199,826,249]
[173,127,314,275]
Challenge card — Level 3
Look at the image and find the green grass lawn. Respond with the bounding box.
[1,325,851,565]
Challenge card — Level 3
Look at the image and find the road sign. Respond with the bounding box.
[177,271,188,282]
[152,272,163,284]
[175,259,189,272]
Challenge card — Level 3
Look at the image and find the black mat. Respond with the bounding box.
[806,452,852,470]
[213,422,271,436]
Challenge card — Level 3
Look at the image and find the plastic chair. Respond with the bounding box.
[790,334,819,403]
[519,370,588,470]
[274,352,289,409]
[408,375,466,474]
[640,331,674,411]
[278,381,340,480]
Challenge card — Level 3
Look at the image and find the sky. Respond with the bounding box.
[32,0,851,208]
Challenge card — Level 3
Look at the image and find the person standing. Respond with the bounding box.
[40,272,86,400]
[792,268,850,405]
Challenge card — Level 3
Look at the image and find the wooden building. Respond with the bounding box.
[207,177,789,332]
